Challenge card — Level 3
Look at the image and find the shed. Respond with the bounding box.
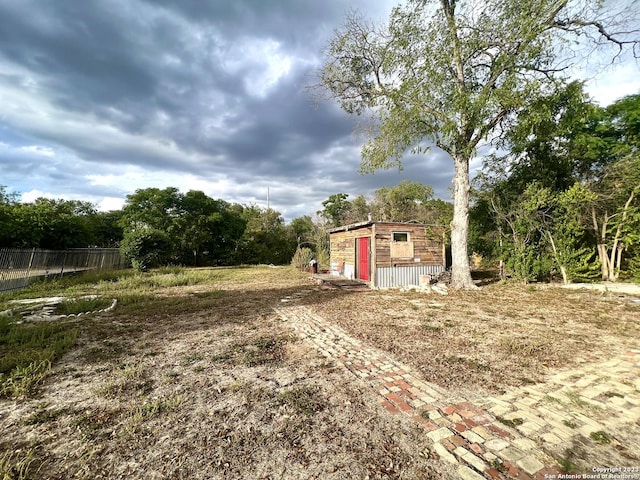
[328,221,446,288]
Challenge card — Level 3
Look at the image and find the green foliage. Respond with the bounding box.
[0,359,51,399]
[319,193,351,227]
[319,182,450,227]
[0,316,78,375]
[234,207,295,265]
[0,447,38,480]
[474,85,640,283]
[372,180,435,222]
[0,196,120,249]
[54,296,114,315]
[120,228,173,272]
[320,0,638,288]
[274,385,326,416]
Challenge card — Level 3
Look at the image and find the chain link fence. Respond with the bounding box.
[0,248,129,293]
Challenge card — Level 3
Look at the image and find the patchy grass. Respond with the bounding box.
[590,431,612,444]
[0,266,445,479]
[212,334,294,367]
[307,282,640,394]
[0,315,77,398]
[53,296,113,315]
[274,385,327,416]
[3,266,638,479]
[0,447,38,480]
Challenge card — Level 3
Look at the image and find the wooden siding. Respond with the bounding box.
[329,223,444,271]
[373,224,443,268]
[329,227,373,277]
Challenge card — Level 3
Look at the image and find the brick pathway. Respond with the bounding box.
[276,297,640,480]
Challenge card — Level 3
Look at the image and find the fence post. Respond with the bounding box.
[59,251,67,278]
[27,248,36,282]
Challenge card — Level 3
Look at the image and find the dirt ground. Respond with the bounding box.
[1,267,639,479]
[305,280,640,401]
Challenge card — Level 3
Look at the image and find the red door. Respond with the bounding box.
[357,237,370,281]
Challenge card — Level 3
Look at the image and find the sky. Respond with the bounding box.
[0,0,639,222]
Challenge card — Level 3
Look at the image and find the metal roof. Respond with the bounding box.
[327,220,439,234]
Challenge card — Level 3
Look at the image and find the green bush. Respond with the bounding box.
[120,229,173,271]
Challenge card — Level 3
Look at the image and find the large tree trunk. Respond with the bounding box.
[450,154,477,289]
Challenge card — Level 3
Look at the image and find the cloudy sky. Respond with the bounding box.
[1,0,639,222]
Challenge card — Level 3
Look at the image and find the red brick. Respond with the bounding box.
[450,435,469,448]
[470,443,484,455]
[485,468,503,479]
[413,416,438,431]
[488,424,511,438]
[441,405,456,415]
[400,389,416,400]
[458,402,483,414]
[386,392,402,403]
[504,462,521,478]
[454,422,467,433]
[396,400,414,413]
[381,400,399,414]
[397,380,412,390]
[441,438,456,452]
[473,414,494,425]
[535,467,563,480]
[463,418,478,428]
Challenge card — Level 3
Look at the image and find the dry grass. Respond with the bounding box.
[2,266,638,478]
[306,280,640,397]
[0,266,447,479]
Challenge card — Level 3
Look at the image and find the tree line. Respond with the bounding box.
[0,187,300,270]
[0,180,452,272]
[470,86,640,283]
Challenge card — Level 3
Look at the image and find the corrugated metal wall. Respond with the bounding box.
[375,265,444,288]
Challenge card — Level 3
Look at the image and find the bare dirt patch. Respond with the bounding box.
[305,281,640,399]
[0,267,451,479]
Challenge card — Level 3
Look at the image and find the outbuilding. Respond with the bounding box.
[328,221,446,288]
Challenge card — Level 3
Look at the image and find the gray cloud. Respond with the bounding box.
[0,0,480,220]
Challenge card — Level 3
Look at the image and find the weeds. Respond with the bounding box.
[213,335,292,367]
[590,431,612,444]
[0,317,77,375]
[557,453,579,473]
[603,391,624,398]
[496,416,524,427]
[275,385,326,416]
[23,404,74,425]
[122,395,183,436]
[565,391,591,409]
[0,448,38,480]
[421,323,442,333]
[0,360,51,399]
[73,408,123,440]
[54,296,113,315]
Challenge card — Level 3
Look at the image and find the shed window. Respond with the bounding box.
[391,231,414,258]
[393,232,409,242]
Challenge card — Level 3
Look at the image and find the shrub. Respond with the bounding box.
[291,247,315,271]
[120,229,173,271]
